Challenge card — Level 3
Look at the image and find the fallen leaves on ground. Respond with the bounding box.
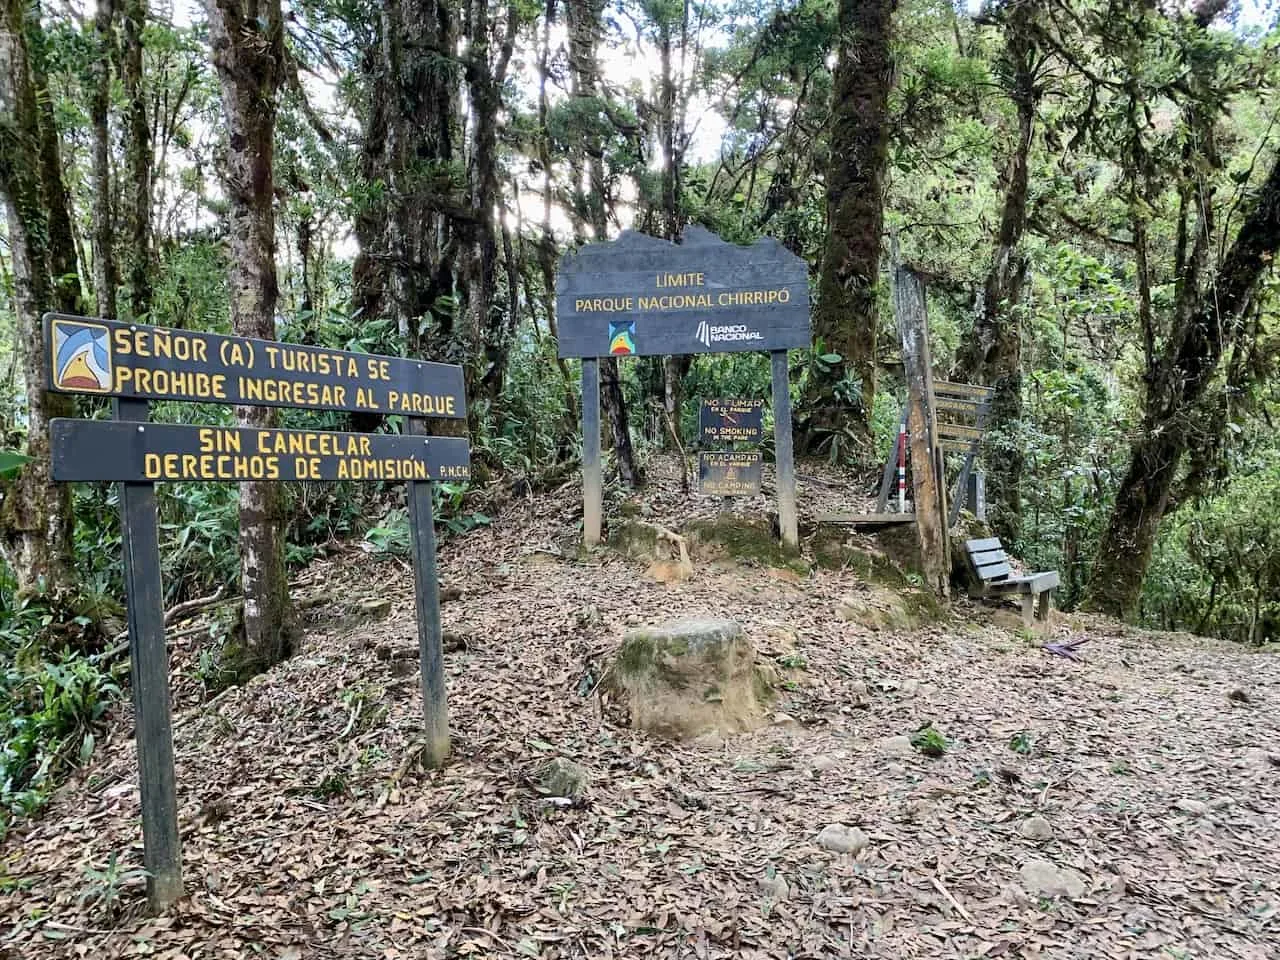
[4,457,1278,959]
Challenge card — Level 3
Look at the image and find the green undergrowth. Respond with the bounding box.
[1,592,122,836]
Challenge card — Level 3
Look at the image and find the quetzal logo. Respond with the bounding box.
[609,321,636,355]
[51,319,113,393]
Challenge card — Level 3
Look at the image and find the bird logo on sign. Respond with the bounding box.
[609,321,636,355]
[52,319,113,393]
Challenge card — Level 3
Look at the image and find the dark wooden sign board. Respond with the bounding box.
[45,313,465,418]
[698,451,763,497]
[700,399,764,444]
[556,228,809,548]
[44,313,467,912]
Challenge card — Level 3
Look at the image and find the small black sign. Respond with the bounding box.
[556,227,810,358]
[44,313,466,419]
[698,451,763,497]
[51,420,471,483]
[700,399,765,444]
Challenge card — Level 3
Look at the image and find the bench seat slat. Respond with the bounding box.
[966,537,1002,553]
[976,561,1012,581]
[971,549,1007,567]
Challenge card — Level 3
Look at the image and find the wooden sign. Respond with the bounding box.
[559,227,808,551]
[934,380,994,400]
[44,313,466,418]
[43,312,463,911]
[555,227,809,358]
[698,451,763,497]
[935,396,989,415]
[937,421,984,442]
[51,421,470,483]
[700,399,764,443]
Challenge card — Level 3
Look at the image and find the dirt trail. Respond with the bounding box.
[4,463,1279,959]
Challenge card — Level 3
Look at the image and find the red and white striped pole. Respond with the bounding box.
[896,421,907,513]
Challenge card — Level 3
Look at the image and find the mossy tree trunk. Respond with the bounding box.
[956,0,1041,545]
[207,0,294,671]
[798,0,897,456]
[0,0,76,596]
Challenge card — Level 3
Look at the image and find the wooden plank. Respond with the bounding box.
[937,421,984,441]
[406,417,450,768]
[581,358,602,546]
[976,561,1013,581]
[700,398,764,443]
[966,537,1002,552]
[50,420,471,483]
[698,451,763,497]
[114,398,182,911]
[934,380,994,399]
[819,512,916,525]
[941,439,979,453]
[971,549,1007,567]
[45,313,466,418]
[893,261,949,598]
[935,396,989,414]
[770,350,798,549]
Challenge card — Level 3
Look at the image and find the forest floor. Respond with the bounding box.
[4,456,1279,959]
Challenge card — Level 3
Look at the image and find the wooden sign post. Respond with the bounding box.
[44,313,470,911]
[891,267,950,598]
[555,227,810,548]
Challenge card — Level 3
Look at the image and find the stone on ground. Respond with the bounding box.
[1175,798,1209,816]
[1019,815,1053,841]
[537,758,590,798]
[758,872,790,901]
[817,824,869,854]
[609,618,772,739]
[837,591,915,631]
[880,735,915,758]
[1019,859,1086,898]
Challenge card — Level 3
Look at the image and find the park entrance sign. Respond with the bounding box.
[557,228,810,546]
[44,313,468,911]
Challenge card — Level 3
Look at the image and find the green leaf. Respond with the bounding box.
[0,450,32,478]
[818,353,842,364]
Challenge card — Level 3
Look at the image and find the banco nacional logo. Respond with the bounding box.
[52,318,113,393]
[695,321,764,348]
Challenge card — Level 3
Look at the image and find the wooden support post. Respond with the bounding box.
[893,265,950,599]
[113,398,182,912]
[581,358,602,546]
[770,349,798,550]
[406,417,450,767]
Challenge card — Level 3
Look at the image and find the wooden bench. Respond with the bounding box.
[964,537,1059,627]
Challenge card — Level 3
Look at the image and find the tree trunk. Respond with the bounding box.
[955,0,1039,544]
[26,3,84,315]
[463,0,515,403]
[0,0,75,595]
[90,0,118,320]
[1087,148,1280,617]
[564,0,640,485]
[121,0,152,320]
[799,0,897,455]
[380,0,464,364]
[207,0,294,672]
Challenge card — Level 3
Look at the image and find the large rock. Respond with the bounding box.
[610,619,771,739]
[817,824,869,854]
[1019,859,1086,899]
